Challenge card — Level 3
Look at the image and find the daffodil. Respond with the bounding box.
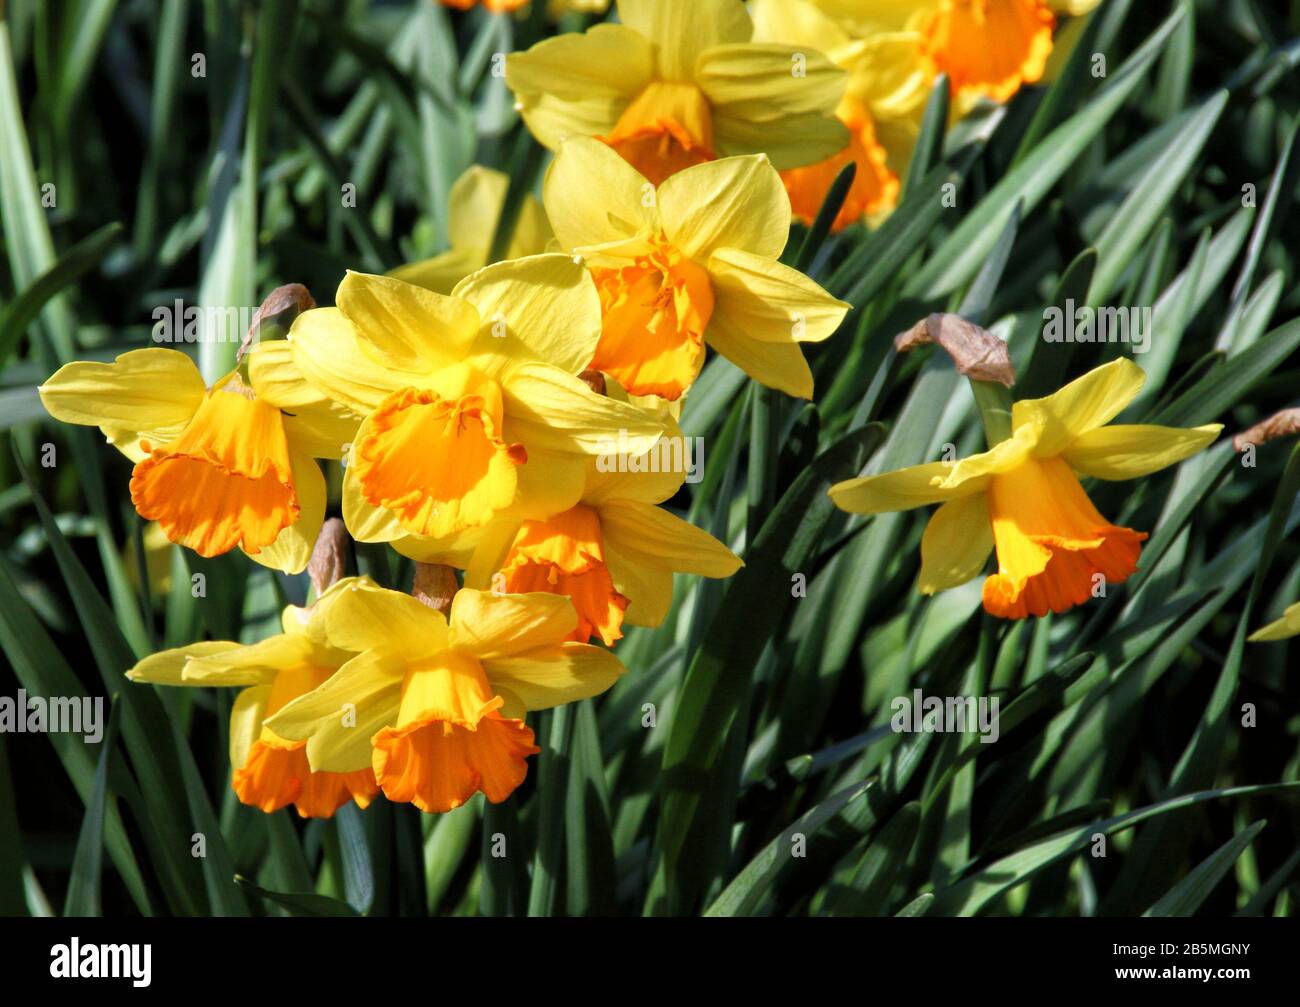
[752,0,932,229]
[543,138,850,400]
[126,581,377,818]
[1248,604,1300,643]
[264,579,624,813]
[808,1,1098,106]
[39,346,359,573]
[440,0,529,13]
[505,0,848,187]
[284,255,668,551]
[391,165,552,295]
[829,360,1222,619]
[462,430,743,645]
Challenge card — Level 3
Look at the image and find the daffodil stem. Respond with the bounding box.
[971,379,1013,447]
[748,384,780,540]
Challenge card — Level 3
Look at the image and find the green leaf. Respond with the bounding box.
[0,221,122,369]
[236,876,360,917]
[905,3,1189,301]
[62,697,122,918]
[658,424,885,910]
[1143,821,1266,917]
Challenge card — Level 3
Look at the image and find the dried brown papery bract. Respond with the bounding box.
[894,313,1016,388]
[1233,407,1300,452]
[308,517,349,597]
[238,283,317,363]
[412,562,459,615]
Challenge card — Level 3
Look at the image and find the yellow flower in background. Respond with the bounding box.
[126,581,378,818]
[506,0,848,186]
[543,138,850,400]
[752,0,930,229]
[440,0,529,12]
[1249,603,1300,643]
[465,430,742,645]
[265,579,624,813]
[806,0,1098,106]
[285,256,667,551]
[830,360,1222,619]
[917,0,1055,104]
[39,347,358,573]
[391,165,552,296]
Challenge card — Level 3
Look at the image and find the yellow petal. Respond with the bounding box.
[342,461,407,544]
[696,44,848,169]
[707,246,849,343]
[603,541,674,626]
[481,641,624,711]
[582,444,689,507]
[543,136,656,251]
[506,24,654,150]
[618,0,752,78]
[182,633,323,687]
[932,424,1038,490]
[599,500,742,578]
[39,348,206,463]
[449,589,579,659]
[229,685,272,775]
[289,307,410,415]
[1012,358,1146,458]
[703,324,814,398]
[1062,423,1222,481]
[125,640,242,685]
[830,461,986,515]
[1249,601,1300,643]
[502,361,667,456]
[247,339,362,459]
[454,253,603,376]
[390,248,486,296]
[337,270,480,371]
[841,32,932,121]
[446,165,540,254]
[1046,0,1101,14]
[751,0,853,53]
[265,650,405,773]
[507,446,588,521]
[320,578,449,657]
[657,154,790,261]
[243,453,326,574]
[918,492,994,594]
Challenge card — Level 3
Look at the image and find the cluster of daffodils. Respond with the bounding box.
[36,0,1236,823]
[506,0,1100,231]
[38,106,852,818]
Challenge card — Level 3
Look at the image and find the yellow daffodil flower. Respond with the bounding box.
[459,430,743,645]
[543,138,850,400]
[38,346,359,573]
[264,579,624,813]
[441,0,529,13]
[283,255,668,549]
[1248,604,1300,643]
[391,165,552,296]
[809,0,1097,106]
[126,580,378,818]
[752,0,932,229]
[505,0,848,186]
[829,360,1222,619]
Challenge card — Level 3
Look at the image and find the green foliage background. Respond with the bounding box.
[1,0,1300,917]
